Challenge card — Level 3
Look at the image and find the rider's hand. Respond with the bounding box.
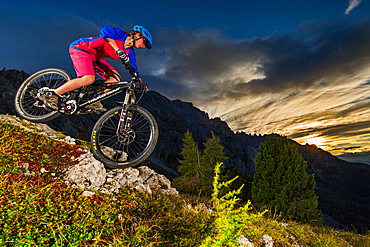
[116,49,130,64]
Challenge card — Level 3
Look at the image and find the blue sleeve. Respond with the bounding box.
[100,26,127,41]
[128,48,139,74]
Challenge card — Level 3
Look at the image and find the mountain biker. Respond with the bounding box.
[40,25,152,112]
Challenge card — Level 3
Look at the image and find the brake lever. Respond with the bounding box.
[121,59,148,93]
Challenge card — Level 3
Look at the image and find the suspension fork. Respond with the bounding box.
[116,88,136,135]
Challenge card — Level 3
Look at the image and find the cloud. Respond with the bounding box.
[0,3,103,74]
[179,24,370,156]
[241,19,370,95]
[143,19,370,162]
[147,19,370,107]
[344,0,362,15]
[4,3,370,107]
[143,27,267,102]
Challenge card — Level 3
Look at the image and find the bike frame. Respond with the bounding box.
[78,81,135,110]
[59,78,139,115]
[76,62,141,113]
[78,80,139,134]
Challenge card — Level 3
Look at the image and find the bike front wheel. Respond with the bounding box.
[91,105,158,169]
[14,68,72,122]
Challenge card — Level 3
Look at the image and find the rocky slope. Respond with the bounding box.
[0,114,178,197]
[1,68,369,232]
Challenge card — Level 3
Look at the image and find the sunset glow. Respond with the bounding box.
[298,135,328,149]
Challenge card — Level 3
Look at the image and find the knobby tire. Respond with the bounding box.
[91,105,158,169]
[14,68,72,122]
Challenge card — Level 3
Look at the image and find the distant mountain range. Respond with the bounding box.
[1,68,369,233]
[337,152,370,165]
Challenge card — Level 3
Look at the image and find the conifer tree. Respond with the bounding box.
[174,130,202,192]
[178,130,200,179]
[174,131,228,196]
[199,132,228,194]
[251,134,322,224]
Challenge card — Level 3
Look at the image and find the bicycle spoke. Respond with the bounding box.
[94,106,157,166]
[15,69,72,123]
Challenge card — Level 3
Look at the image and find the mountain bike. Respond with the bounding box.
[14,64,158,169]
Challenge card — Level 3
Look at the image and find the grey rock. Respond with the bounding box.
[40,168,48,174]
[64,152,107,189]
[63,151,178,195]
[263,235,274,247]
[238,235,254,247]
[82,191,95,197]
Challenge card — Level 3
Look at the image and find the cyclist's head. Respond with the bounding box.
[133,25,152,49]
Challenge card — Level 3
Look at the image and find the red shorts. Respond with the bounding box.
[69,47,116,79]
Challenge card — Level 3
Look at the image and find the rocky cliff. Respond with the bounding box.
[1,68,369,232]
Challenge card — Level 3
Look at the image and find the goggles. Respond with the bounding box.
[135,36,148,47]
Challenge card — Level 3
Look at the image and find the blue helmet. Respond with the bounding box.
[133,25,152,49]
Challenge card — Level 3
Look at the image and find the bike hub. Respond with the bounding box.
[118,129,135,145]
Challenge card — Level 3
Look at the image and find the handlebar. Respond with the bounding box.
[121,59,149,93]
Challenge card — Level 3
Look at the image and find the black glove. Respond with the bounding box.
[116,49,130,64]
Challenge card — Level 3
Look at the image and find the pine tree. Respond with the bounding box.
[178,130,201,178]
[174,131,228,196]
[199,132,228,194]
[251,134,322,224]
[174,130,202,193]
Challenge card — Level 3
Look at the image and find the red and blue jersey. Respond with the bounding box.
[70,26,138,73]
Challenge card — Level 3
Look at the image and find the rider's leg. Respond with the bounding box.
[40,48,98,111]
[94,59,121,93]
[104,70,121,82]
[39,75,95,110]
[103,70,121,93]
[54,75,95,95]
[83,70,120,112]
[54,48,96,96]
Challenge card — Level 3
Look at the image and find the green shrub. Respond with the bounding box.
[0,173,213,246]
[0,173,116,245]
[200,163,265,246]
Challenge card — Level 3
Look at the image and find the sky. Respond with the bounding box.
[2,0,370,164]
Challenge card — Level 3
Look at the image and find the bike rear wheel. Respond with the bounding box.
[14,68,72,122]
[91,105,158,169]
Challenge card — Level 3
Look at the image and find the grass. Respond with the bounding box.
[0,173,210,246]
[0,119,370,246]
[0,121,85,175]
